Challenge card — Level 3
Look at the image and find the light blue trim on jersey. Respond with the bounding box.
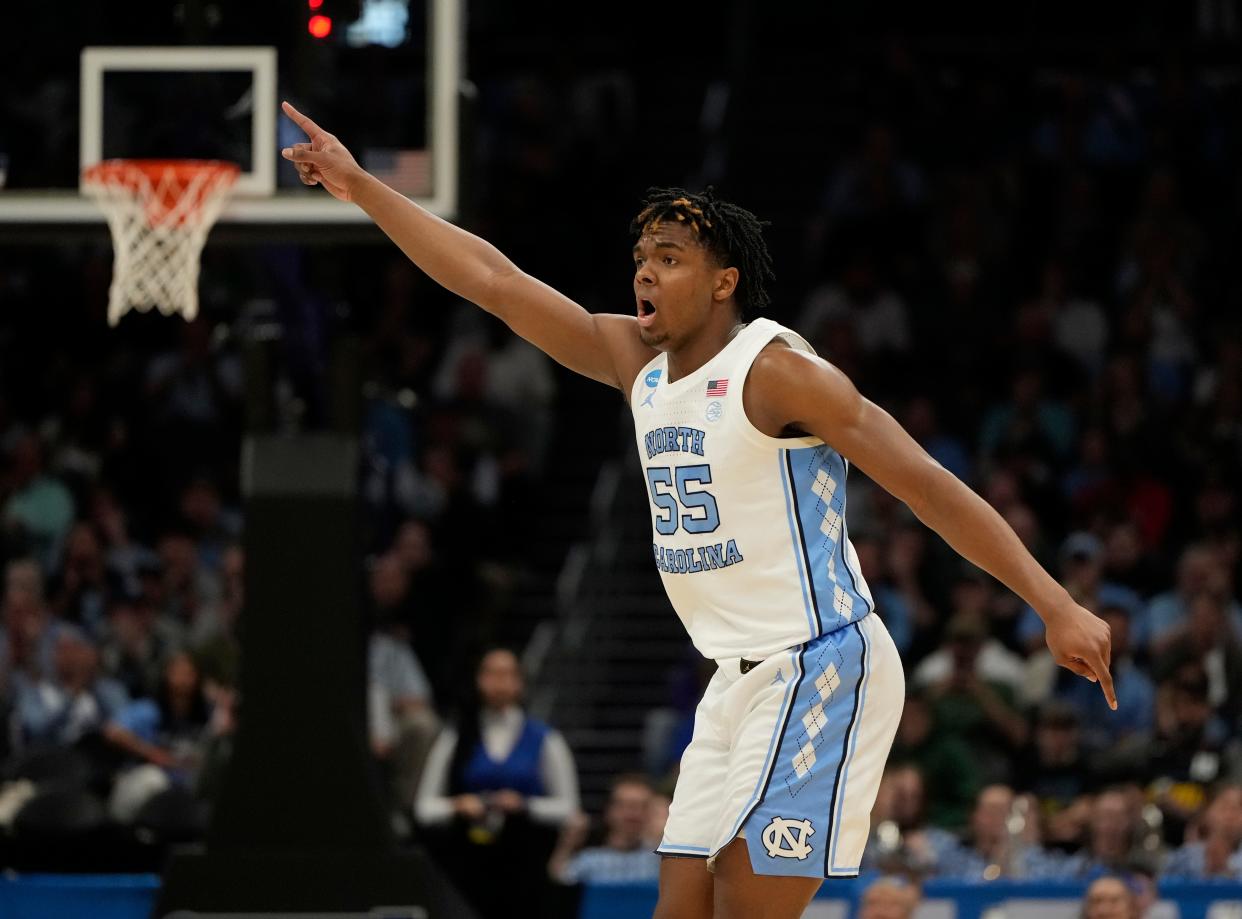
[657,843,711,854]
[716,646,804,850]
[778,451,819,640]
[787,445,870,629]
[837,508,875,617]
[828,618,873,874]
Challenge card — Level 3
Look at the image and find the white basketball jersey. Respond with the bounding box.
[628,317,875,660]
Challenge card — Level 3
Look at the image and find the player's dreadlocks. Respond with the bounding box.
[630,187,775,319]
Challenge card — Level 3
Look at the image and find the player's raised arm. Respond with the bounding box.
[744,344,1117,710]
[280,101,651,390]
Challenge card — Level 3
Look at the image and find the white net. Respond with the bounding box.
[83,160,239,326]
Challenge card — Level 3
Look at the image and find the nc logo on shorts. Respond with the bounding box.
[762,816,815,860]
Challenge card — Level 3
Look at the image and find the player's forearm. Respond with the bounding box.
[911,467,1072,621]
[350,171,517,312]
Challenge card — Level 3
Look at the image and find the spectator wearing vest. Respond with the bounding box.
[415,647,578,919]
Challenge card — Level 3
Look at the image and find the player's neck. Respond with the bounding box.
[666,313,747,384]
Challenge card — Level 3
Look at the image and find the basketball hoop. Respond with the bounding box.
[83,159,240,326]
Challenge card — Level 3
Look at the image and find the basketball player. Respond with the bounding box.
[281,101,1114,919]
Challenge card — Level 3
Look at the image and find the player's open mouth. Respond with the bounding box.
[638,298,657,326]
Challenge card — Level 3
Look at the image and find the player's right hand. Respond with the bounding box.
[280,101,364,203]
[1043,600,1117,710]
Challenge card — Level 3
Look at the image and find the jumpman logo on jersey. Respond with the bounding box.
[642,390,656,408]
[771,669,785,685]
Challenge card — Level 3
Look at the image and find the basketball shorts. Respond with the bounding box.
[656,612,904,879]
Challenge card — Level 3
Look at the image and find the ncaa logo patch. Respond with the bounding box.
[705,400,723,423]
[645,369,662,388]
[763,817,815,860]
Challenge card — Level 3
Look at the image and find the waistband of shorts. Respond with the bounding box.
[710,614,879,677]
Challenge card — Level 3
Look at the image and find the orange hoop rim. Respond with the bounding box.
[83,158,241,189]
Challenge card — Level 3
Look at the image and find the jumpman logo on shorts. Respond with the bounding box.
[770,669,785,685]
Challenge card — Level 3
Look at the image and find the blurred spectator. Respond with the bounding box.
[143,318,242,430]
[553,773,660,884]
[1152,590,1242,724]
[902,396,973,485]
[1101,519,1166,598]
[86,487,158,596]
[1081,875,1140,919]
[154,530,222,646]
[1013,701,1097,820]
[978,366,1075,467]
[10,626,128,751]
[886,696,980,830]
[1058,788,1148,879]
[368,623,439,807]
[1163,784,1242,879]
[387,520,458,705]
[0,432,75,570]
[416,648,578,919]
[854,528,935,659]
[97,593,180,701]
[175,475,242,573]
[864,764,961,873]
[1144,544,1242,653]
[1016,532,1143,654]
[935,785,1053,879]
[1,559,68,682]
[913,613,1027,785]
[1054,601,1155,757]
[1145,665,1241,840]
[1042,260,1109,377]
[817,122,924,239]
[47,522,111,638]
[857,876,920,919]
[912,610,1025,696]
[798,246,913,357]
[192,543,244,690]
[102,651,230,823]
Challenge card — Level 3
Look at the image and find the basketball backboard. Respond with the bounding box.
[0,0,459,224]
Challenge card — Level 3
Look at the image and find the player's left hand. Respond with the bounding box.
[1042,601,1116,710]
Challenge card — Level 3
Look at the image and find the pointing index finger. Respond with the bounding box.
[1093,655,1118,711]
[282,101,326,140]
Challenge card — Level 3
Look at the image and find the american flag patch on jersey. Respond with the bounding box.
[706,379,729,397]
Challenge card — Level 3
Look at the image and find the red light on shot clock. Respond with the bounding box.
[308,14,332,37]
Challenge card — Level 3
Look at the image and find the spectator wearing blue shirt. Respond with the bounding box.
[1143,544,1242,654]
[368,625,439,806]
[1163,784,1242,879]
[12,626,128,750]
[1054,601,1154,755]
[932,784,1061,880]
[1056,788,1150,881]
[553,773,661,884]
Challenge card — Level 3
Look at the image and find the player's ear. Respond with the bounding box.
[714,266,739,302]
